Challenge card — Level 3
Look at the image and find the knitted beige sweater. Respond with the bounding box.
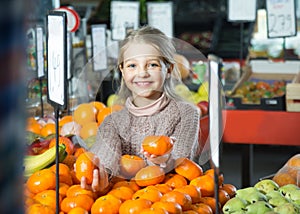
[90,98,200,176]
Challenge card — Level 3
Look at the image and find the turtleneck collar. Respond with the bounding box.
[125,93,170,116]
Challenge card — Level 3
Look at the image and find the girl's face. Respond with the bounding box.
[120,43,168,106]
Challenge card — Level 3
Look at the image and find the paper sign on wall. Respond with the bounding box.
[147,2,174,37]
[266,0,297,38]
[47,11,67,109]
[91,24,108,71]
[110,1,140,40]
[228,0,257,21]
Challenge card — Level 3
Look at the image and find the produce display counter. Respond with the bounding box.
[222,109,300,187]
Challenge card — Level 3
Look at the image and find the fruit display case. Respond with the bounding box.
[286,72,300,112]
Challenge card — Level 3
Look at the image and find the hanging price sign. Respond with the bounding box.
[228,0,257,22]
[47,11,67,109]
[36,26,45,78]
[91,24,108,72]
[266,0,297,38]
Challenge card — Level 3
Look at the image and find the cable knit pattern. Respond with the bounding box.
[90,99,200,176]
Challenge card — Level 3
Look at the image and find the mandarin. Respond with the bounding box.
[73,103,96,126]
[75,152,97,185]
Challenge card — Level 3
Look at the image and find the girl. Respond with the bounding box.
[82,26,200,192]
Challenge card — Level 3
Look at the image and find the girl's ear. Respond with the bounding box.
[167,63,174,74]
[119,64,124,73]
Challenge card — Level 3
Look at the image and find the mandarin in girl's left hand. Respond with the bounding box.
[141,135,173,156]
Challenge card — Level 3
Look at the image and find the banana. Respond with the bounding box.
[23,144,67,178]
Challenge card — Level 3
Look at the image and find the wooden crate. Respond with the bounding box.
[286,72,300,112]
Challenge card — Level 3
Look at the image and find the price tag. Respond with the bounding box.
[266,0,297,38]
[47,11,67,109]
[147,2,174,37]
[36,26,45,78]
[67,32,73,80]
[228,0,257,21]
[110,1,140,40]
[91,24,108,72]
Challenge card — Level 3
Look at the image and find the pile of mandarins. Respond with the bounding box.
[24,134,237,214]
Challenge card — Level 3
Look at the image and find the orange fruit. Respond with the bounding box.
[79,121,98,139]
[27,203,55,214]
[66,184,96,200]
[218,189,230,206]
[108,186,135,202]
[62,154,77,170]
[74,147,87,158]
[174,185,202,204]
[59,115,73,127]
[140,207,168,214]
[26,168,56,194]
[119,154,146,179]
[58,182,70,198]
[91,194,122,214]
[75,152,97,185]
[33,189,61,211]
[160,190,193,211]
[142,135,173,156]
[96,107,112,126]
[49,136,75,155]
[26,122,42,135]
[50,163,73,186]
[204,168,224,186]
[73,103,96,126]
[151,201,182,214]
[175,157,203,181]
[60,194,94,213]
[68,207,89,214]
[119,198,152,214]
[198,197,221,214]
[112,180,141,192]
[191,203,213,214]
[164,173,188,189]
[190,174,215,197]
[132,186,163,203]
[220,183,237,198]
[40,123,56,138]
[153,183,173,194]
[90,101,106,112]
[134,165,165,187]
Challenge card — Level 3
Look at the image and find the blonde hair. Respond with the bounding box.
[116,25,184,104]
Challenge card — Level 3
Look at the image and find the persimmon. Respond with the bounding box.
[220,183,237,198]
[49,136,75,155]
[164,173,188,189]
[58,182,70,199]
[204,168,224,186]
[218,189,230,206]
[160,190,193,211]
[191,203,213,214]
[50,163,73,186]
[174,185,202,204]
[142,135,173,156]
[40,123,56,137]
[190,174,215,197]
[119,198,152,214]
[134,165,165,187]
[91,194,122,214]
[151,201,182,214]
[26,168,56,194]
[27,203,55,214]
[175,157,203,181]
[60,194,94,213]
[140,207,168,214]
[112,180,141,192]
[119,154,146,179]
[68,207,89,214]
[33,189,61,211]
[97,107,112,126]
[132,186,163,203]
[182,210,198,214]
[107,186,135,202]
[75,152,97,185]
[73,103,96,126]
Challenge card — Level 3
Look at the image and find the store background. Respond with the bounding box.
[25,0,300,190]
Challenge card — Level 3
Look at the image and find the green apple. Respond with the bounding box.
[278,184,300,197]
[254,179,279,194]
[236,187,260,199]
[244,201,273,214]
[106,93,119,107]
[222,197,248,214]
[268,196,290,207]
[274,202,300,214]
[266,190,284,200]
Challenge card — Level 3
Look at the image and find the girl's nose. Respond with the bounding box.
[137,66,150,77]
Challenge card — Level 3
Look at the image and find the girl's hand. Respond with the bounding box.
[74,157,110,192]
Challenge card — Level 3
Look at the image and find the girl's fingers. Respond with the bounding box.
[91,169,100,192]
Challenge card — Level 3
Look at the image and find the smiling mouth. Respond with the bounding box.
[134,81,152,86]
